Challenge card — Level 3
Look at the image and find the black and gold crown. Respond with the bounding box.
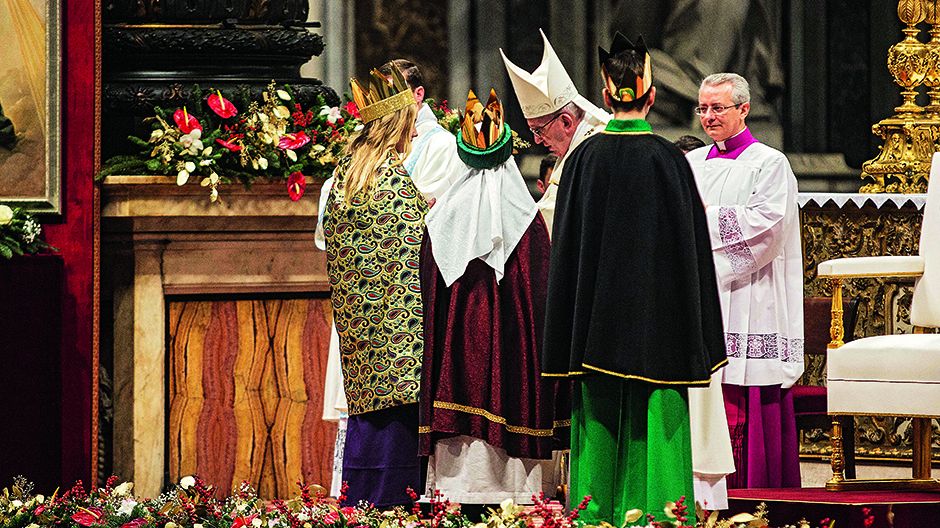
[350,66,416,123]
[456,89,512,169]
[598,33,652,103]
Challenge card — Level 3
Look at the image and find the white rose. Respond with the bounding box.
[179,475,196,489]
[11,500,22,508]
[0,205,13,226]
[251,518,263,528]
[111,481,134,497]
[117,498,137,516]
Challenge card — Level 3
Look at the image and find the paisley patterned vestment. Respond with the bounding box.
[324,152,429,415]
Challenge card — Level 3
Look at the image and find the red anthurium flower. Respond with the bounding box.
[208,91,238,118]
[278,131,311,150]
[216,137,243,152]
[231,515,257,528]
[287,171,306,201]
[173,107,202,134]
[122,518,148,528]
[71,507,104,527]
[343,101,360,119]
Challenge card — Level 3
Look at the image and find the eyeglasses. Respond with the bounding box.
[529,113,563,138]
[693,103,743,116]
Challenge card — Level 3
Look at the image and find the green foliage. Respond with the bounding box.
[98,82,362,201]
[0,206,54,260]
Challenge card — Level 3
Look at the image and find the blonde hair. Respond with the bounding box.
[342,104,418,203]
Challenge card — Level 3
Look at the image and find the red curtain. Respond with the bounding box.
[43,0,96,486]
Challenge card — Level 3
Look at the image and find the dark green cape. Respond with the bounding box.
[542,119,726,385]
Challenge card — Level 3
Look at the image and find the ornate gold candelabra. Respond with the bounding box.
[861,0,936,193]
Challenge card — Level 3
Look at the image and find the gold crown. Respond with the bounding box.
[460,89,505,150]
[350,66,416,123]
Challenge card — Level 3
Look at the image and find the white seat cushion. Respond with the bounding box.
[817,255,925,278]
[827,334,940,416]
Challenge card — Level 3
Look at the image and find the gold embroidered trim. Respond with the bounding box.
[359,90,416,123]
[418,426,431,433]
[541,370,588,378]
[553,419,571,428]
[581,363,714,386]
[710,357,729,373]
[432,400,558,437]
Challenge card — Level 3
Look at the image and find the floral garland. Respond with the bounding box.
[0,475,814,528]
[99,83,363,202]
[0,205,53,259]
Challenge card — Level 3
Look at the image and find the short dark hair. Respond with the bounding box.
[602,50,650,113]
[380,59,424,90]
[539,154,558,183]
[674,135,706,153]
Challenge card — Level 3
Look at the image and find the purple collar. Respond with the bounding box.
[706,128,757,160]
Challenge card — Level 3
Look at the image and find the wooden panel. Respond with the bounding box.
[168,298,336,498]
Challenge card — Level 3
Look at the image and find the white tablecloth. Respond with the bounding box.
[798,193,927,210]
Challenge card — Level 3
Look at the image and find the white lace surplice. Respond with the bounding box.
[687,143,805,389]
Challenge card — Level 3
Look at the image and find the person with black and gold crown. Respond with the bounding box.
[323,65,427,508]
[418,89,566,509]
[541,34,728,524]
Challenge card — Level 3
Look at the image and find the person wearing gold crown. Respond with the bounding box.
[323,65,427,508]
[500,29,610,235]
[418,89,567,508]
[541,34,728,524]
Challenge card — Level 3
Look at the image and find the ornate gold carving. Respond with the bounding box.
[828,279,845,348]
[860,0,933,193]
[828,419,846,486]
[923,0,940,112]
[800,202,939,462]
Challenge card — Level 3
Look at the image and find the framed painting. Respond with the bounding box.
[0,0,61,214]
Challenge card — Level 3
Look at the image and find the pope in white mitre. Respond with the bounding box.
[500,29,610,234]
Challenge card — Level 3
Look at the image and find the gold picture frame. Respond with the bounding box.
[0,0,62,214]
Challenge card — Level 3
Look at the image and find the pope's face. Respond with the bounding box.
[697,83,749,143]
[527,111,577,158]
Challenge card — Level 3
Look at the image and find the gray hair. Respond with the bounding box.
[559,101,585,120]
[701,73,750,105]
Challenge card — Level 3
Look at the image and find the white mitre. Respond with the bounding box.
[499,28,608,124]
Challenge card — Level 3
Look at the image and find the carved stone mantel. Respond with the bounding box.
[101,177,328,497]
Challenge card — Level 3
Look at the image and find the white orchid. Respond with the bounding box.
[319,105,342,124]
[180,128,204,155]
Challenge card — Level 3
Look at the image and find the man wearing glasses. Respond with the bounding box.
[500,29,610,235]
[686,73,804,491]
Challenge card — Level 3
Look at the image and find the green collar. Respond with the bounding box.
[604,119,652,134]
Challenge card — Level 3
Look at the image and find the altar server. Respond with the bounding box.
[686,72,803,490]
[542,34,727,524]
[380,59,465,201]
